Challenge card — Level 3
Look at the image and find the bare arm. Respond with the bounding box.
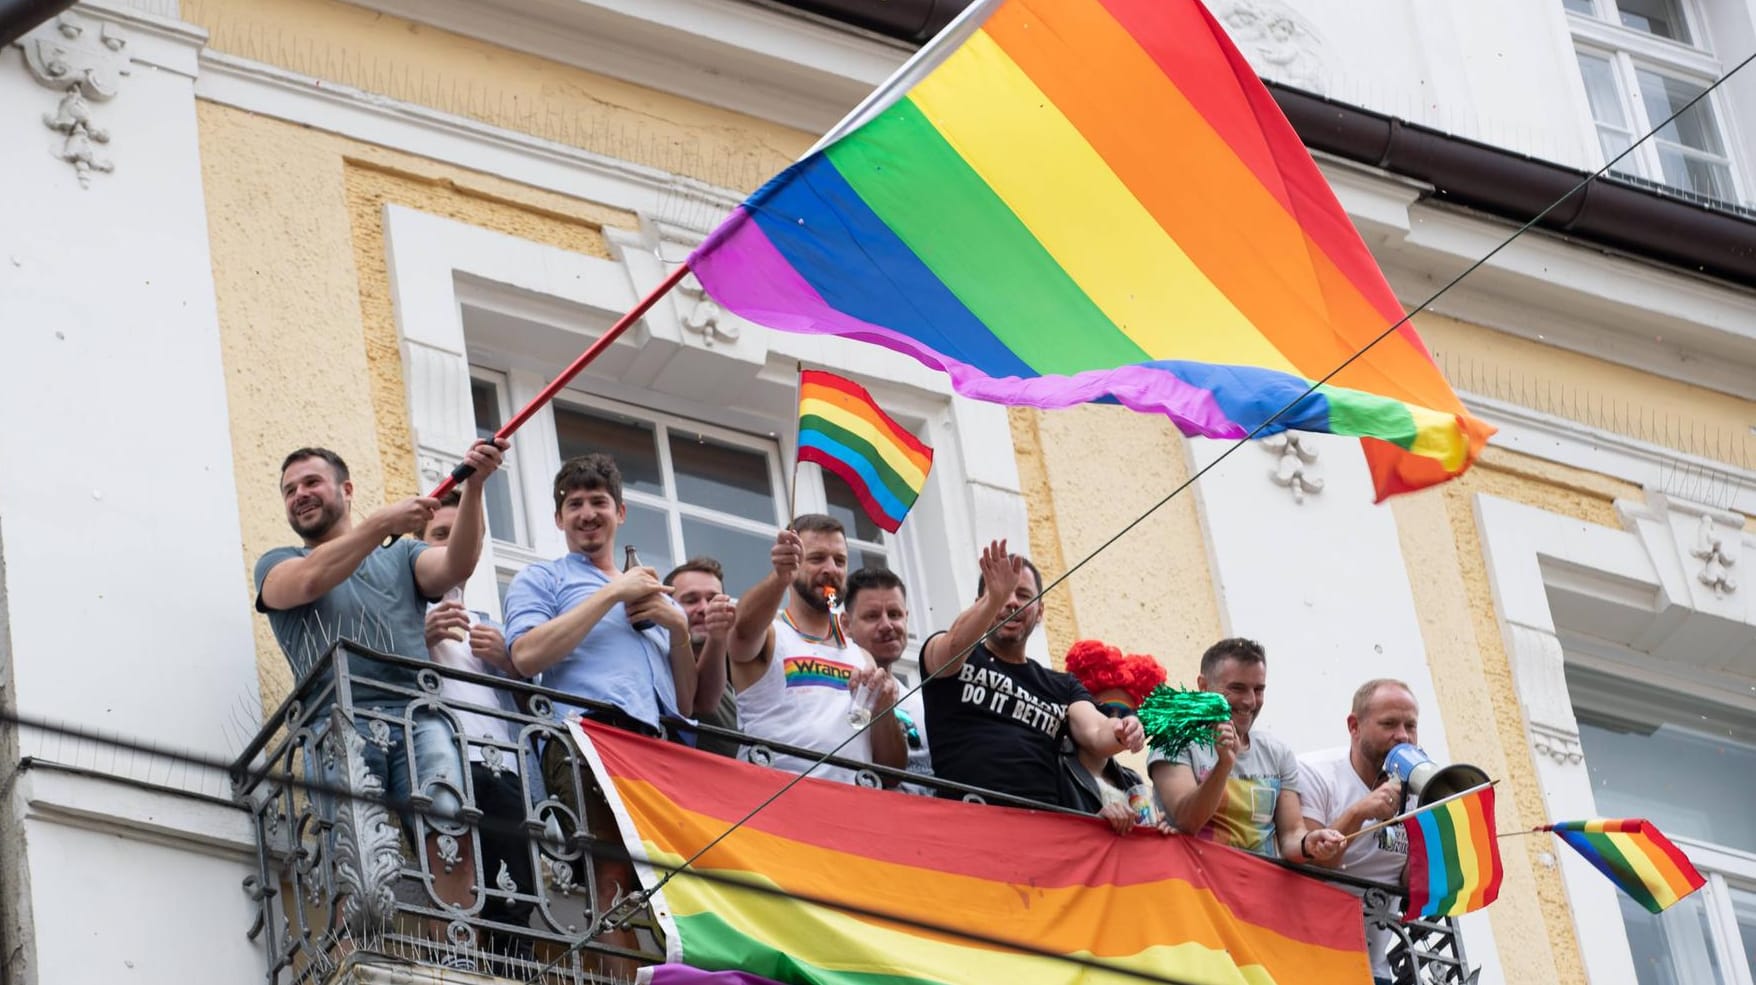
[413,439,506,597]
[728,530,800,667]
[864,670,908,771]
[259,499,433,611]
[508,567,656,677]
[1068,701,1145,759]
[1156,759,1229,836]
[691,595,736,717]
[921,539,1018,678]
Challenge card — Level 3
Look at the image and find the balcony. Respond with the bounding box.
[232,641,1480,984]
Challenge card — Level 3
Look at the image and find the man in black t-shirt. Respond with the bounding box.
[919,540,1145,806]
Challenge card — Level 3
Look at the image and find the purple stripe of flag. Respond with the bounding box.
[646,965,787,985]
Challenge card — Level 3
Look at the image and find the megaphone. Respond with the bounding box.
[1383,743,1490,808]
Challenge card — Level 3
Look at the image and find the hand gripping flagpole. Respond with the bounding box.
[425,263,692,501]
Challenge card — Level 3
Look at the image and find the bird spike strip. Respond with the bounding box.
[1137,685,1232,760]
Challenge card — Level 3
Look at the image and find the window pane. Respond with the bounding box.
[1618,0,1690,44]
[1572,711,1756,854]
[678,516,774,598]
[1564,0,1595,13]
[669,429,775,523]
[1598,127,1638,172]
[554,403,664,497]
[1636,71,1726,155]
[619,502,675,580]
[822,470,887,543]
[1654,145,1737,201]
[1733,886,1756,978]
[470,379,518,543]
[1619,891,1726,985]
[848,544,889,577]
[1577,52,1629,129]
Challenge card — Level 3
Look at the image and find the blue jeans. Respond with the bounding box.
[314,708,466,832]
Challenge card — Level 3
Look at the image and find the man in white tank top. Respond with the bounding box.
[727,514,907,785]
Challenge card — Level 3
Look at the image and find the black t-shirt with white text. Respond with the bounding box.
[921,633,1091,805]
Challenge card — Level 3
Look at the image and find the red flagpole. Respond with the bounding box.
[430,262,693,499]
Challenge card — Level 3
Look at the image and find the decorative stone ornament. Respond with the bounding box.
[14,11,132,187]
[679,273,738,347]
[1691,512,1738,597]
[1262,431,1324,502]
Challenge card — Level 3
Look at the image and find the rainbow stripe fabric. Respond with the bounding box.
[1543,819,1706,913]
[1402,785,1504,921]
[574,719,1372,985]
[690,0,1493,502]
[797,370,933,533]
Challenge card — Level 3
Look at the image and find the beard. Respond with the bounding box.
[290,499,344,541]
[793,571,842,612]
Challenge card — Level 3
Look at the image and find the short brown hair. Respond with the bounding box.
[1200,637,1266,678]
[844,566,905,611]
[280,447,349,483]
[789,513,844,537]
[1351,678,1416,718]
[664,557,724,588]
[552,454,623,513]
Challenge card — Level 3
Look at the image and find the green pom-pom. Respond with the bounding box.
[1138,685,1232,760]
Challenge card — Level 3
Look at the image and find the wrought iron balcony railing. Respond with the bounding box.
[231,639,1478,984]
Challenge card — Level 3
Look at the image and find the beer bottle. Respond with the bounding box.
[624,545,656,631]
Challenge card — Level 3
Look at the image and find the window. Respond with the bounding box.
[1565,0,1743,205]
[470,375,925,643]
[1567,663,1756,985]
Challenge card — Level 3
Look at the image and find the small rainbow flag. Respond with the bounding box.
[691,0,1493,502]
[1402,784,1504,922]
[797,370,933,533]
[1542,819,1705,913]
[574,720,1372,985]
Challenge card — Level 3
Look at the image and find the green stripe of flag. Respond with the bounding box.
[676,911,941,985]
[1579,830,1663,913]
[1432,804,1465,914]
[801,413,922,508]
[825,99,1150,375]
[1315,383,1420,450]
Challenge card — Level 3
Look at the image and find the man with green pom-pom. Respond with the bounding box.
[1150,638,1344,864]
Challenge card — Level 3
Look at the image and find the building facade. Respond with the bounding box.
[1,0,1752,982]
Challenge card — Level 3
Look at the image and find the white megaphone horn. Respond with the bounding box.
[1382,743,1490,808]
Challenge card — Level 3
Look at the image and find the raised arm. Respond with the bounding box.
[691,594,736,716]
[1068,700,1145,759]
[1154,721,1239,835]
[414,438,507,597]
[920,540,1019,679]
[727,530,799,666]
[258,497,437,611]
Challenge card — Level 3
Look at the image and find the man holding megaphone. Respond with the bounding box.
[1298,679,1421,985]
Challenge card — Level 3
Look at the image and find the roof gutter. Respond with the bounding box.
[770,0,1756,288]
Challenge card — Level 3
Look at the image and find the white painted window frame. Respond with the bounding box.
[1476,485,1756,985]
[1564,0,1749,205]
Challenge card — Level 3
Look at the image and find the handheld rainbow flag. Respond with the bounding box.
[797,369,933,533]
[1541,819,1705,913]
[573,720,1373,985]
[690,0,1493,502]
[1403,784,1504,922]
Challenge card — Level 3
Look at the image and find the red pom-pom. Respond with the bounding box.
[1119,653,1168,706]
[1064,639,1129,695]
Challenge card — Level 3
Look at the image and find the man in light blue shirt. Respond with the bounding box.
[502,453,694,976]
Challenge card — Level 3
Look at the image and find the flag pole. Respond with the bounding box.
[1343,780,1498,844]
[428,263,692,500]
[786,362,805,522]
[802,0,1004,156]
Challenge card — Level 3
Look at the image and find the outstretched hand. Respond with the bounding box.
[977,539,1023,604]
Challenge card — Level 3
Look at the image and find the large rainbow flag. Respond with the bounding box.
[574,719,1371,985]
[1541,819,1706,913]
[688,0,1493,502]
[1402,784,1504,922]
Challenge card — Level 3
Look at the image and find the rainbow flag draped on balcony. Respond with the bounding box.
[688,0,1493,502]
[1402,785,1504,922]
[1541,819,1705,913]
[797,370,933,533]
[574,719,1372,985]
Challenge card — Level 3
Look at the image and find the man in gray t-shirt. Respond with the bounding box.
[1150,637,1344,863]
[255,442,504,927]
